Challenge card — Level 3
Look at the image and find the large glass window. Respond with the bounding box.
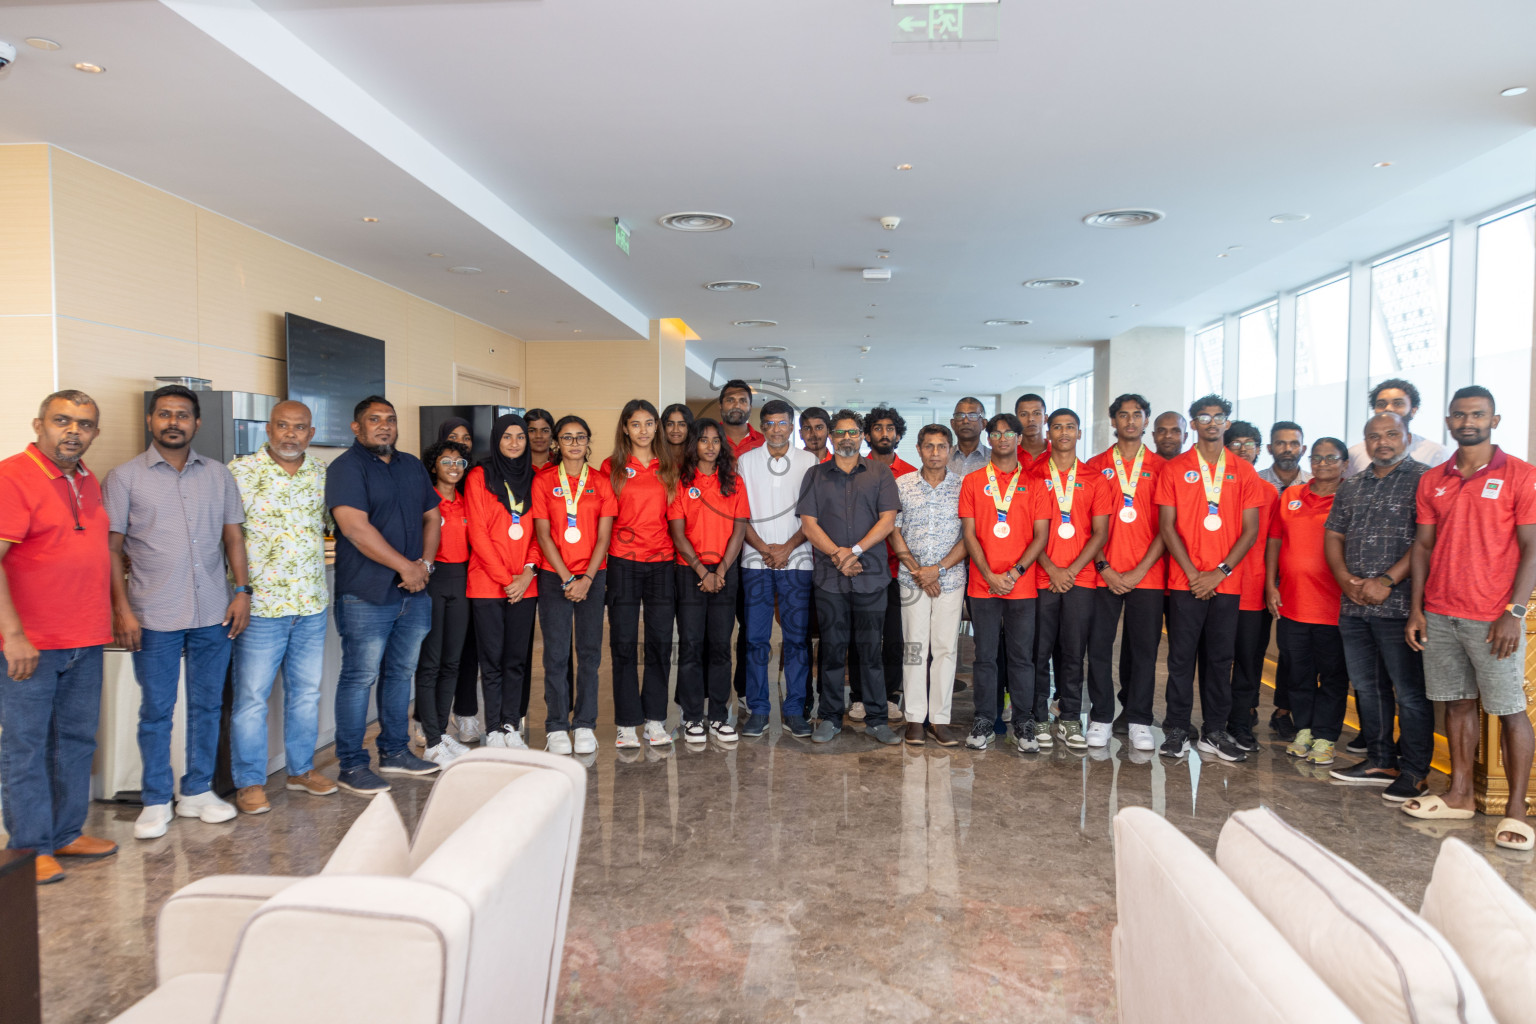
[1293,276,1350,444]
[1370,237,1450,444]
[1237,303,1278,428]
[1474,203,1535,460]
[1193,323,1223,401]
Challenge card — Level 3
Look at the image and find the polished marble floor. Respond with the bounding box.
[35,632,1536,1024]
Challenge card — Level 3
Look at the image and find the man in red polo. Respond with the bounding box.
[1404,386,1536,850]
[0,390,116,884]
[719,379,765,458]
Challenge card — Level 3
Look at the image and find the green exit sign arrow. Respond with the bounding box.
[613,218,630,256]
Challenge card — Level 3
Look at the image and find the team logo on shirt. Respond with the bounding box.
[688,487,701,499]
[1288,499,1302,510]
[983,483,995,496]
[625,467,637,478]
[1482,478,1503,499]
[552,486,564,496]
[1183,470,1199,483]
[1225,474,1235,480]
[1101,468,1114,479]
[1434,485,1451,498]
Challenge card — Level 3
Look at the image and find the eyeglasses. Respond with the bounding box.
[438,458,468,469]
[953,412,985,422]
[1226,441,1259,453]
[988,430,1019,440]
[1193,413,1229,425]
[1309,453,1344,464]
[558,434,589,445]
[831,428,862,438]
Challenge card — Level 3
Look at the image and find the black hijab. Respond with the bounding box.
[481,413,533,514]
[437,417,472,444]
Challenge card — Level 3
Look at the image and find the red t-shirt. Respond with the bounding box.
[599,455,674,563]
[1239,488,1280,611]
[1034,456,1116,587]
[1417,448,1536,622]
[530,464,619,575]
[434,490,470,564]
[463,467,540,600]
[1153,448,1269,596]
[1085,444,1166,590]
[874,454,918,577]
[727,426,765,458]
[667,470,750,567]
[0,445,112,651]
[958,462,1052,600]
[1271,484,1340,625]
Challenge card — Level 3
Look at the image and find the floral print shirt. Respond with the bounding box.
[228,445,332,618]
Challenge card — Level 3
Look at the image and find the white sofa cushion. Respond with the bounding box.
[1112,807,1360,1024]
[1217,806,1493,1024]
[1420,837,1536,1024]
[321,791,409,877]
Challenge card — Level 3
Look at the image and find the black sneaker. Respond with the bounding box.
[1160,726,1190,758]
[1228,723,1258,751]
[965,719,994,750]
[783,715,812,738]
[1111,710,1129,736]
[378,749,441,775]
[1343,734,1368,756]
[1382,774,1428,803]
[336,766,391,795]
[1328,760,1398,786]
[1196,729,1248,762]
[1013,719,1040,753]
[1268,709,1298,742]
[740,713,770,737]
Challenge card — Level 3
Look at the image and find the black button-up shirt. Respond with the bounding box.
[326,441,439,604]
[796,457,900,594]
[1322,456,1427,619]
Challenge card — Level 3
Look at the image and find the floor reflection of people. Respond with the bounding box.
[899,750,958,899]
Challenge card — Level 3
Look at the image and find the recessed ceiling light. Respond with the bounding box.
[942,363,976,369]
[1373,161,1393,168]
[876,249,891,254]
[749,344,787,351]
[25,38,61,51]
[447,266,482,274]
[573,329,583,333]
[1108,315,1120,319]
[930,377,959,383]
[658,212,734,232]
[907,94,930,103]
[734,320,778,328]
[1269,212,1310,224]
[496,289,509,294]
[361,216,379,223]
[428,252,445,258]
[1023,278,1082,289]
[1216,252,1230,259]
[73,62,105,73]
[983,319,1032,327]
[704,280,760,292]
[960,345,999,351]
[894,163,913,171]
[1082,208,1165,228]
[1500,86,1528,97]
[788,377,803,383]
[876,254,890,259]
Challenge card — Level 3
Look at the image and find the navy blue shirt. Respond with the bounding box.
[326,441,439,604]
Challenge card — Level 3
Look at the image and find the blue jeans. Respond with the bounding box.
[742,568,812,717]
[1,646,103,851]
[231,612,328,787]
[133,625,233,806]
[1340,614,1432,780]
[333,591,430,771]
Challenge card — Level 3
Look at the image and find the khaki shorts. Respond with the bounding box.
[1422,612,1529,716]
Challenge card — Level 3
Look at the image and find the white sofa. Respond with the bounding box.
[109,749,586,1024]
[1115,805,1532,1024]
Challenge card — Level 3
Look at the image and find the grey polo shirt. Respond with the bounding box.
[1258,465,1311,492]
[796,457,900,594]
[949,442,991,477]
[104,445,245,632]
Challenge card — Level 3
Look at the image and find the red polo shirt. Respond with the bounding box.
[1417,448,1536,622]
[1086,444,1166,590]
[1154,448,1269,596]
[599,455,674,563]
[0,445,112,650]
[531,464,619,575]
[958,462,1052,600]
[1034,456,1116,587]
[1271,484,1340,625]
[463,467,540,600]
[668,470,750,567]
[435,490,470,564]
[726,425,765,458]
[1239,488,1280,611]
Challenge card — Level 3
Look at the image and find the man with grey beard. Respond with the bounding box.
[1322,412,1432,802]
[1259,421,1311,492]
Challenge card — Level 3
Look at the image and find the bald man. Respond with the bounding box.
[1152,412,1188,461]
[227,401,338,813]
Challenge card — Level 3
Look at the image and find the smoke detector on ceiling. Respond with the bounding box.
[862,268,892,282]
[1082,208,1165,228]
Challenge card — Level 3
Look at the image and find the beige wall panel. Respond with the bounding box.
[0,145,53,316]
[524,340,657,417]
[56,318,198,473]
[52,150,197,341]
[0,318,61,456]
[404,297,455,396]
[453,316,523,387]
[197,346,285,401]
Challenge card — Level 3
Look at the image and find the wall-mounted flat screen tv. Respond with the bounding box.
[285,313,387,448]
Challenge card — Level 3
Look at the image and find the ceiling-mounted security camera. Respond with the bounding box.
[880,216,901,230]
[0,41,17,69]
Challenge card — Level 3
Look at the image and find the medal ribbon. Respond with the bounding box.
[502,483,525,519]
[1198,449,1226,517]
[985,463,1022,525]
[557,463,587,534]
[1112,444,1146,510]
[1047,458,1078,524]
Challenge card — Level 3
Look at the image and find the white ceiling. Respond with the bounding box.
[2,0,1534,408]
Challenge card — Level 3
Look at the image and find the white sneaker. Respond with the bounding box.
[175,790,237,824]
[572,728,598,755]
[501,726,528,750]
[1085,721,1112,748]
[643,720,672,746]
[134,802,173,839]
[423,743,460,767]
[710,720,739,743]
[453,714,484,744]
[848,702,866,721]
[441,733,470,756]
[483,730,505,749]
[1129,724,1156,752]
[683,720,707,743]
[546,730,573,755]
[615,726,641,748]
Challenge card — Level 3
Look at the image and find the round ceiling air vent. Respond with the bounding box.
[447,266,482,275]
[733,320,777,328]
[960,345,999,352]
[983,319,1032,326]
[1269,213,1310,224]
[704,280,760,291]
[659,212,734,232]
[749,345,787,352]
[942,363,976,369]
[1023,278,1082,289]
[1082,208,1165,228]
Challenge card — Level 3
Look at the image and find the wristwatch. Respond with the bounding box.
[1216,563,1234,577]
[1507,603,1529,620]
[1094,560,1110,573]
[232,585,253,595]
[420,559,435,575]
[851,544,864,557]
